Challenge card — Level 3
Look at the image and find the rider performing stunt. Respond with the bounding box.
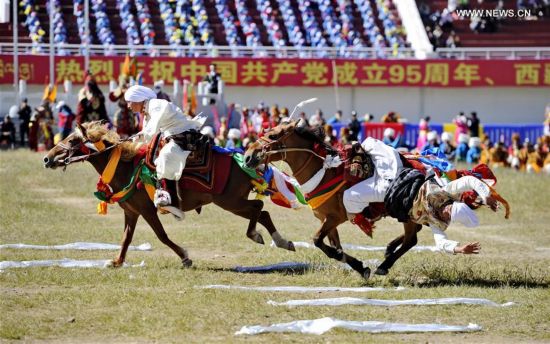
[124,85,206,220]
[343,137,508,255]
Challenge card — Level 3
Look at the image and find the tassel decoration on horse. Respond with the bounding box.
[97,201,108,215]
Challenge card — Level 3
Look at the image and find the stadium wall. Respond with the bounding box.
[0,85,548,123]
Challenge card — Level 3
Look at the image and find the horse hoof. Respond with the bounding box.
[182,258,193,268]
[250,233,265,245]
[107,259,123,268]
[287,241,296,252]
[375,267,389,276]
[361,267,371,280]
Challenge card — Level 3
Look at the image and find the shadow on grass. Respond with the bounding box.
[202,261,312,275]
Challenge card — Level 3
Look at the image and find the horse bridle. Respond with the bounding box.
[256,129,326,179]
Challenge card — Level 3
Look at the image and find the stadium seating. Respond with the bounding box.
[419,0,550,47]
[4,0,548,54]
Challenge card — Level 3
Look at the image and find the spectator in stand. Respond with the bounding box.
[18,98,32,147]
[489,141,509,168]
[77,73,110,125]
[421,130,440,152]
[468,111,480,138]
[309,109,326,127]
[324,124,339,147]
[280,107,290,121]
[456,133,469,162]
[526,141,547,173]
[446,31,461,48]
[416,116,431,151]
[0,115,16,149]
[381,111,399,123]
[348,111,361,141]
[507,133,522,169]
[225,103,241,129]
[203,63,221,105]
[225,128,243,150]
[298,111,309,127]
[240,106,252,138]
[439,132,456,161]
[56,101,76,140]
[339,127,352,146]
[382,127,402,149]
[467,137,482,164]
[453,112,469,145]
[363,113,374,122]
[328,110,342,125]
[269,105,280,127]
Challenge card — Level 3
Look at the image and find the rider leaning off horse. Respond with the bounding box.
[343,137,506,254]
[124,85,206,220]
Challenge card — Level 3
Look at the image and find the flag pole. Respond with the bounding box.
[13,0,19,105]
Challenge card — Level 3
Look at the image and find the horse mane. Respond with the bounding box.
[293,123,338,155]
[82,121,142,161]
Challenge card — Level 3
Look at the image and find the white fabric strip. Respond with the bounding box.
[291,241,437,252]
[235,317,482,335]
[0,242,152,251]
[198,285,405,292]
[0,259,145,270]
[267,297,515,307]
[298,155,343,194]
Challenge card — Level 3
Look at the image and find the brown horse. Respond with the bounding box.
[43,121,294,268]
[244,120,422,279]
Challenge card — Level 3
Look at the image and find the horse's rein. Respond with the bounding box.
[257,130,326,179]
[62,132,140,166]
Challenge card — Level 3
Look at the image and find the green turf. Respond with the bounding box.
[1,150,549,343]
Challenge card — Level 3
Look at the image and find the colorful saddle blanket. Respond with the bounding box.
[145,133,232,194]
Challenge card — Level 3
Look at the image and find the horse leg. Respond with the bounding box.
[140,204,192,268]
[258,210,295,251]
[110,208,139,267]
[313,217,371,280]
[385,234,404,258]
[217,198,265,245]
[375,222,422,275]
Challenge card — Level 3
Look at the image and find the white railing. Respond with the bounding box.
[0,43,415,59]
[4,43,549,59]
[436,47,550,60]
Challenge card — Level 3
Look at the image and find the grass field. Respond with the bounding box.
[1,149,549,343]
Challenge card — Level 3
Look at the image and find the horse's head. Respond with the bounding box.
[244,119,324,169]
[43,121,110,169]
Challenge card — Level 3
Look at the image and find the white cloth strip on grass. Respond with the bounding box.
[0,242,152,251]
[0,258,145,270]
[199,285,405,292]
[291,241,437,252]
[267,296,515,307]
[235,317,482,335]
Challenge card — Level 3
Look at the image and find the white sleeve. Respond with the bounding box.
[443,176,491,201]
[142,104,163,142]
[431,226,459,254]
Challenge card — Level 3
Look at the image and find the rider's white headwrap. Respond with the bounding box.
[124,85,157,103]
[451,202,479,227]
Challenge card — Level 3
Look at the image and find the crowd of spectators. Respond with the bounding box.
[118,0,141,46]
[91,0,116,49]
[47,0,69,54]
[18,0,413,57]
[20,0,45,53]
[215,0,244,50]
[3,92,549,176]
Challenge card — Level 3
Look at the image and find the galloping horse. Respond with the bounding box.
[244,120,422,279]
[43,121,294,267]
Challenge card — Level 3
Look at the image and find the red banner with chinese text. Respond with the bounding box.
[1,55,549,87]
